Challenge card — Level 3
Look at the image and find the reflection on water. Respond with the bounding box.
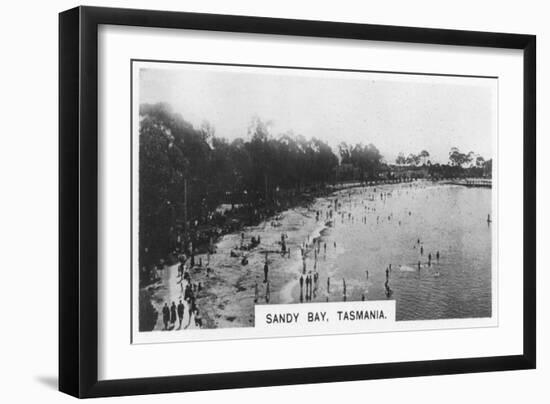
[307,182,492,321]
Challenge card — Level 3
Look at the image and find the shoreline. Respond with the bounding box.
[142,201,333,330]
[142,181,406,331]
[140,179,491,331]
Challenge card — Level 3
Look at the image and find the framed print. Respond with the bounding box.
[59,6,536,398]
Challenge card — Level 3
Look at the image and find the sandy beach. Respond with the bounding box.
[144,199,332,330]
[142,180,492,331]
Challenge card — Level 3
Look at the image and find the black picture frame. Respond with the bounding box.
[59,6,536,398]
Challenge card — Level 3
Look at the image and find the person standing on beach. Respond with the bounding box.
[254,281,259,303]
[184,283,190,302]
[185,297,195,329]
[436,251,440,261]
[343,279,347,301]
[327,276,330,294]
[299,274,304,294]
[194,307,202,328]
[265,281,271,303]
[162,302,170,330]
[263,260,269,283]
[170,301,177,329]
[177,300,184,329]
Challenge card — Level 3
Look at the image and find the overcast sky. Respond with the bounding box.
[139,63,496,164]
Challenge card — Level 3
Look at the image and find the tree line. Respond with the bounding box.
[394,147,491,178]
[140,103,349,270]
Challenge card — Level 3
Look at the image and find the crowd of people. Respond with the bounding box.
[160,254,206,331]
[152,180,490,330]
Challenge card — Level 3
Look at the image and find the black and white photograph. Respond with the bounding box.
[0,0,542,401]
[133,61,497,342]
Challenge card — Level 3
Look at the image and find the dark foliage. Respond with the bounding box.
[139,103,346,273]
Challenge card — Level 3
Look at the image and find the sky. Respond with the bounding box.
[138,62,496,164]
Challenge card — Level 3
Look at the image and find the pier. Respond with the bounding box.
[449,178,492,188]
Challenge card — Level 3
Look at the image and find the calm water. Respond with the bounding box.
[302,182,492,321]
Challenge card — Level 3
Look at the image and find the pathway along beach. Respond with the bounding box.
[141,180,492,331]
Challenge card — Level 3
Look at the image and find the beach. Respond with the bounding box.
[142,180,492,331]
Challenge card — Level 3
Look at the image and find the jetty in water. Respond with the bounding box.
[448,178,492,188]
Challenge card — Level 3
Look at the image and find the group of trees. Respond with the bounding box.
[395,147,489,170]
[395,150,431,166]
[337,142,383,181]
[448,147,487,168]
[139,103,344,269]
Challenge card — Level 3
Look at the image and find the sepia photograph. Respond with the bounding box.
[132,61,496,341]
